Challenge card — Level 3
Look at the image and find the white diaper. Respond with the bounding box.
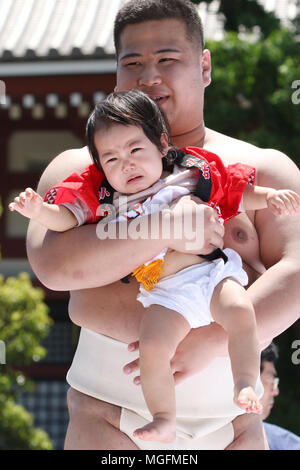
[137,248,248,328]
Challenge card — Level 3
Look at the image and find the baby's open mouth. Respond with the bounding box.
[127,175,143,183]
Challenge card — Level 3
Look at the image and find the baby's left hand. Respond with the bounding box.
[266,189,300,216]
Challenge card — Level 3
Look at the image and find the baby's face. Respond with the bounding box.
[95,124,168,194]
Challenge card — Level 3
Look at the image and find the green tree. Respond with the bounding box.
[0,199,53,450]
[205,28,300,164]
[192,0,280,36]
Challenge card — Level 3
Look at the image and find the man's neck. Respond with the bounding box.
[171,123,207,149]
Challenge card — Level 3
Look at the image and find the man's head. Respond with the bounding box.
[114,0,204,57]
[260,342,280,420]
[114,0,211,146]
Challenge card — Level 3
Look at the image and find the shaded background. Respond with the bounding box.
[0,0,299,449]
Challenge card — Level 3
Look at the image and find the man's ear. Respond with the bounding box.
[202,49,212,88]
[114,85,118,92]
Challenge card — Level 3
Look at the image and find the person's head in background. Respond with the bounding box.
[113,0,212,148]
[260,342,280,420]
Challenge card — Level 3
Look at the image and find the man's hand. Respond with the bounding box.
[166,195,224,254]
[123,323,228,386]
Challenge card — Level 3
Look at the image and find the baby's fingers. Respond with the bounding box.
[14,195,25,207]
[8,188,36,212]
[20,188,35,203]
[272,190,300,216]
[269,197,287,216]
[19,192,28,204]
[8,196,24,213]
[286,191,300,214]
[24,187,35,199]
[280,192,300,215]
[8,202,16,211]
[270,191,298,216]
[282,196,296,215]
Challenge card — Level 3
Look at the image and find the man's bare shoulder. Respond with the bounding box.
[205,128,270,163]
[205,128,299,185]
[36,146,91,197]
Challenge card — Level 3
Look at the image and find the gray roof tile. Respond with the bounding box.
[0,0,298,62]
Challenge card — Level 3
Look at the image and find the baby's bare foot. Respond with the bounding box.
[133,415,176,443]
[234,386,263,414]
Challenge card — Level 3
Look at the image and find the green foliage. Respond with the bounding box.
[192,0,280,36]
[205,28,300,164]
[0,273,53,449]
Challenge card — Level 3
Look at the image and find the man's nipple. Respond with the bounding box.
[232,227,248,243]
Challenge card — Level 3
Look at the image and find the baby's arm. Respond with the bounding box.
[8,188,77,232]
[243,184,300,216]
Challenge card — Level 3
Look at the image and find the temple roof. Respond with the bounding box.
[0,0,298,75]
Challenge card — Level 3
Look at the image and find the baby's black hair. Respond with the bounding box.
[86,89,176,172]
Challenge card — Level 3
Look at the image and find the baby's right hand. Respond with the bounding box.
[8,188,43,219]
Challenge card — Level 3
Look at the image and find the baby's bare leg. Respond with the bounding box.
[210,278,262,414]
[133,305,190,442]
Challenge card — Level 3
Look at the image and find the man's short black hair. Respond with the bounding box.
[114,0,204,57]
[260,342,279,372]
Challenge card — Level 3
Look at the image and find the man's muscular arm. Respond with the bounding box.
[247,149,300,340]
